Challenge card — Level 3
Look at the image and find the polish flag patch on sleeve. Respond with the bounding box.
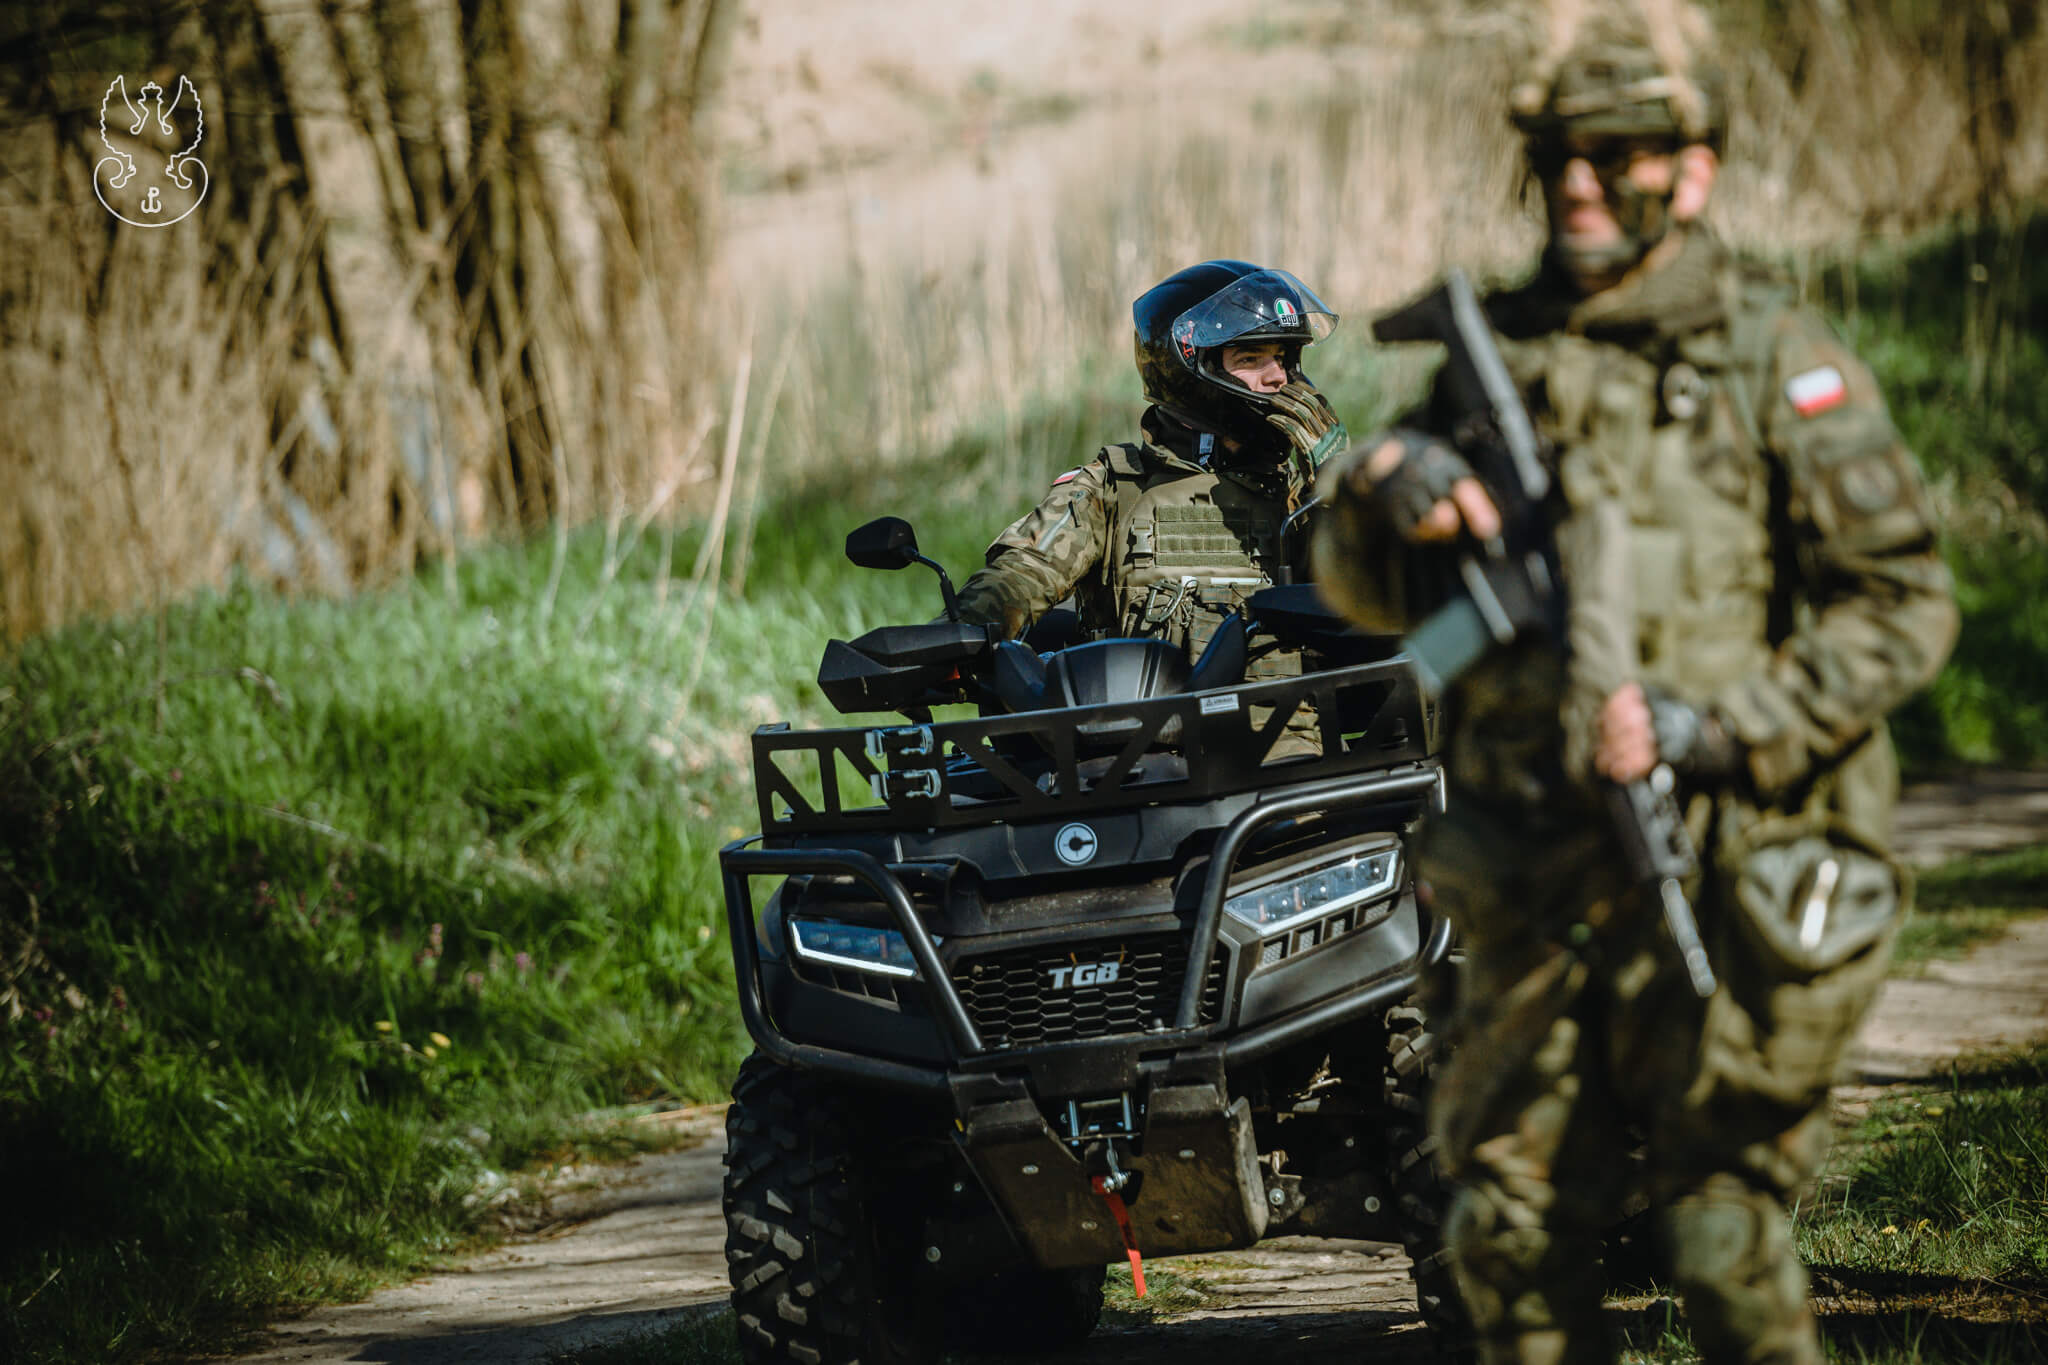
[1051,468,1083,485]
[1785,365,1848,418]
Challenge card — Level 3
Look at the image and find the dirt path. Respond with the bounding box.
[210,774,2047,1365]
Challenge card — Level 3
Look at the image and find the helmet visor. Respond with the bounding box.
[1170,269,1337,364]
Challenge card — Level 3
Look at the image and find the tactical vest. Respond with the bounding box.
[1094,443,1303,680]
[1528,269,1786,697]
[1445,270,1794,805]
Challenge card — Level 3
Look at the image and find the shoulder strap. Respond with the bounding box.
[1102,441,1147,478]
[1097,443,1150,590]
[1716,268,1792,453]
[1101,441,1151,523]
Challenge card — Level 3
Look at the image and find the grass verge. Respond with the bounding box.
[1612,1298,2048,1364]
[1801,1049,2048,1285]
[1789,1044,2048,1363]
[1101,1262,1225,1322]
[1892,846,2048,969]
[1834,215,2048,772]
[0,435,1093,1362]
[551,1306,741,1365]
[1607,1044,2048,1362]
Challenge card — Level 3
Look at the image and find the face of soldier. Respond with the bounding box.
[1547,137,1673,249]
[1540,136,1720,293]
[1219,341,1289,395]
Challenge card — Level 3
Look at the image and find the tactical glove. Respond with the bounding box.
[1353,429,1478,539]
[1264,380,1348,470]
[1643,684,1748,785]
[952,582,1027,641]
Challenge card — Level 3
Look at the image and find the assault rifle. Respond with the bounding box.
[1371,268,1717,998]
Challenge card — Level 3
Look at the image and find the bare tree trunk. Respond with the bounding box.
[0,0,736,633]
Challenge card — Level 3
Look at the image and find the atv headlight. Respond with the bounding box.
[789,917,922,979]
[1225,848,1402,937]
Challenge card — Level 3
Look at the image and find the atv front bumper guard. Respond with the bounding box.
[720,764,1451,1095]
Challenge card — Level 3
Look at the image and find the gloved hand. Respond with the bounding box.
[1643,684,1748,785]
[1264,380,1348,470]
[1348,429,1498,543]
[952,581,1027,641]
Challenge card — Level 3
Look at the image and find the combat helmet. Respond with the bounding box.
[1132,260,1336,459]
[1510,42,1726,150]
[1511,11,1727,282]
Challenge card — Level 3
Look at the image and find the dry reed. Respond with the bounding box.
[5,1,2045,639]
[717,2,2048,517]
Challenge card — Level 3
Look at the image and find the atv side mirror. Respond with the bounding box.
[845,517,921,571]
[844,516,964,622]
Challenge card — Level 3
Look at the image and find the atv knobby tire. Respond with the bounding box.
[1384,1004,1474,1359]
[723,1054,939,1365]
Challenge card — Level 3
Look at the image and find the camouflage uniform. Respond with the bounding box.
[957,406,1321,749]
[1312,230,1957,1363]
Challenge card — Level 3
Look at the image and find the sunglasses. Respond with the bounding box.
[1526,136,1678,185]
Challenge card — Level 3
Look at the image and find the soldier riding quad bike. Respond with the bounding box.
[717,515,1464,1364]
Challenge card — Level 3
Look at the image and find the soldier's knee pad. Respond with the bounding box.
[1663,1179,1785,1289]
[1662,1181,1816,1362]
[1444,1184,1556,1282]
[1443,1187,1557,1342]
[1443,1186,1506,1263]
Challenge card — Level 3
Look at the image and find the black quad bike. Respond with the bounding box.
[717,516,1464,1364]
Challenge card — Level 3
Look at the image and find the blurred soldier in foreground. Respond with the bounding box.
[956,259,1347,754]
[1312,9,1958,1364]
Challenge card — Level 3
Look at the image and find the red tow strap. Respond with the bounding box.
[1090,1175,1146,1296]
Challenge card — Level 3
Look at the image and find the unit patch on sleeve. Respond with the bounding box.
[1785,365,1847,418]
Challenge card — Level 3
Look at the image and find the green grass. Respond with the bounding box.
[1101,1261,1223,1321]
[1773,1046,2048,1362]
[1891,846,2048,968]
[4,200,2048,1364]
[1825,214,2048,771]
[1612,1299,2048,1364]
[1608,1043,2048,1362]
[1888,531,2048,775]
[0,438,1098,1362]
[1799,1049,2048,1284]
[1917,845,2048,916]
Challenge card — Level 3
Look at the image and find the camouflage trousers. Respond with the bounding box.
[1418,789,1900,1365]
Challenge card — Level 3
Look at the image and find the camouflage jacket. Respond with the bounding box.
[956,407,1313,677]
[1313,232,1958,830]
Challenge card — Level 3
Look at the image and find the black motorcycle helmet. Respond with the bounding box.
[1132,260,1337,457]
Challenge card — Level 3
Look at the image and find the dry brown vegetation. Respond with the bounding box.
[1,0,736,637]
[716,0,2048,520]
[3,0,2045,639]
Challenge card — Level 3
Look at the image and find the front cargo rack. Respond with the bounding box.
[753,655,1433,835]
